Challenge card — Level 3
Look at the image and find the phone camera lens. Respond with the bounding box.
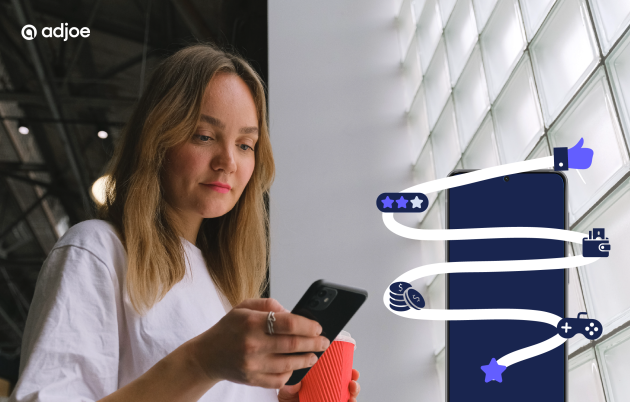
[504,176,509,182]
[317,290,327,297]
[309,300,319,308]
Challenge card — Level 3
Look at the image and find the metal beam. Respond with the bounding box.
[4,113,84,225]
[170,0,216,42]
[0,191,49,243]
[138,0,153,99]
[0,303,22,339]
[0,267,30,317]
[97,51,157,81]
[0,170,82,203]
[0,171,54,189]
[60,0,104,92]
[0,115,126,127]
[0,162,48,172]
[0,91,137,109]
[11,0,92,213]
[0,14,34,73]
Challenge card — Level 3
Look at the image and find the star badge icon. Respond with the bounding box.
[396,196,408,208]
[410,196,424,209]
[381,196,394,208]
[480,358,507,383]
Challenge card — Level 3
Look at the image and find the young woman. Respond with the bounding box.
[10,44,360,402]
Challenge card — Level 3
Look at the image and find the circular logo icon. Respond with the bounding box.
[21,25,37,40]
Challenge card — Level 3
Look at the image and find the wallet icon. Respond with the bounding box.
[582,228,611,258]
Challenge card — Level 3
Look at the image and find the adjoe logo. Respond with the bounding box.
[21,23,90,41]
[21,24,36,40]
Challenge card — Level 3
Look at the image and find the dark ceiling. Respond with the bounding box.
[0,0,267,384]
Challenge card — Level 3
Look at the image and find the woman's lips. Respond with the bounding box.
[201,184,230,193]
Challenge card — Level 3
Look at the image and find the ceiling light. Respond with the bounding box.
[18,119,29,135]
[91,175,111,205]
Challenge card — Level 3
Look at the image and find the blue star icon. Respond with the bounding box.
[480,358,507,383]
[396,196,408,208]
[381,196,394,208]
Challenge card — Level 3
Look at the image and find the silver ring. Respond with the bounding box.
[267,311,276,335]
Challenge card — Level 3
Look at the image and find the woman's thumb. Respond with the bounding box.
[278,381,302,402]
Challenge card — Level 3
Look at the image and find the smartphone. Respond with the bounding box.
[285,279,368,386]
[446,170,567,401]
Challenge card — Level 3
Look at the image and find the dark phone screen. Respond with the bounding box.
[447,172,566,401]
[286,281,367,385]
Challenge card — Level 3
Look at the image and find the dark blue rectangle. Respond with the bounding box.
[446,171,566,402]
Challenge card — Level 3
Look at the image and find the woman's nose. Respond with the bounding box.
[212,142,237,174]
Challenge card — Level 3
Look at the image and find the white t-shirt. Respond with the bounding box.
[9,219,279,402]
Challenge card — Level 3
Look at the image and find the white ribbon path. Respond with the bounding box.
[382,155,599,367]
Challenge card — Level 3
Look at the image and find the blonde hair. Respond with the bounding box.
[98,43,275,315]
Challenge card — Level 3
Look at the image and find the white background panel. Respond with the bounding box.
[270,1,443,399]
[472,0,498,33]
[408,85,431,163]
[568,266,590,353]
[519,0,557,40]
[492,54,544,163]
[444,0,478,85]
[427,273,446,353]
[526,136,551,160]
[398,0,417,58]
[453,45,490,149]
[413,142,439,224]
[439,0,457,27]
[606,29,630,150]
[462,113,500,169]
[547,68,629,223]
[575,177,630,335]
[431,98,461,178]
[403,35,423,106]
[479,0,526,101]
[437,190,446,229]
[425,39,452,128]
[417,0,444,72]
[412,0,428,21]
[589,0,630,55]
[568,348,607,402]
[530,0,599,124]
[596,326,630,401]
[435,347,446,402]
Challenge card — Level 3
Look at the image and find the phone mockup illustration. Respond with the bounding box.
[446,171,567,401]
[285,279,368,386]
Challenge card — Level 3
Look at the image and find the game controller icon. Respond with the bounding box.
[556,312,602,340]
[582,228,611,258]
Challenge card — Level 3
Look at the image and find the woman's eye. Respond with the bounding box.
[194,134,212,142]
[240,144,254,151]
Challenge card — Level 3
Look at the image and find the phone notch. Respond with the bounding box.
[308,287,338,310]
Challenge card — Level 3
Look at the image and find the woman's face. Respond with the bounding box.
[162,72,259,220]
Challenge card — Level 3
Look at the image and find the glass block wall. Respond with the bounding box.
[397,0,630,400]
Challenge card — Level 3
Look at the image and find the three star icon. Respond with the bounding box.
[381,195,425,209]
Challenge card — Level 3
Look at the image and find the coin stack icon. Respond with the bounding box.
[404,288,425,310]
[389,282,412,311]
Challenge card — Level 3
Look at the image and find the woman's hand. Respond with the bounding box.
[278,369,361,402]
[186,298,330,389]
[349,369,361,402]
